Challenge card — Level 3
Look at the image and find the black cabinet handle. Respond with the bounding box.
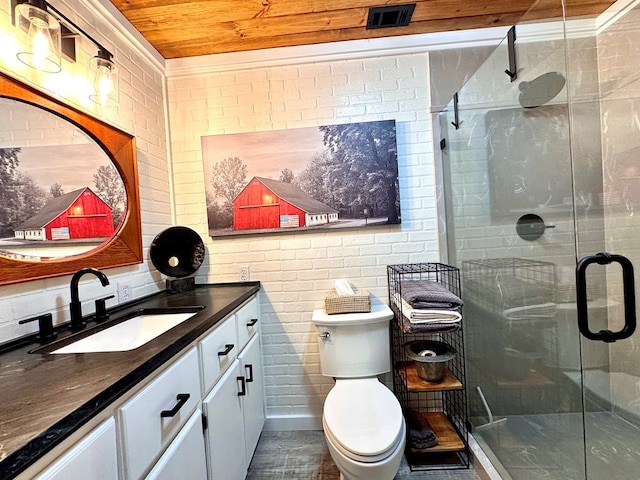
[245,364,254,383]
[246,318,258,327]
[576,252,636,342]
[217,344,234,356]
[160,393,190,418]
[237,376,246,396]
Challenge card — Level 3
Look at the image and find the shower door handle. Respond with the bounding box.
[576,252,636,342]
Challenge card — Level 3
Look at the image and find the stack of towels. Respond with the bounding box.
[404,408,438,450]
[396,280,463,333]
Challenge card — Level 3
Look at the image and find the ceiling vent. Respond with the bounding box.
[366,4,416,29]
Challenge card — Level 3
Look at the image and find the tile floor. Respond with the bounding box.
[246,430,483,480]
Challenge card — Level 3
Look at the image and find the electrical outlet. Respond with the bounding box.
[239,266,250,282]
[117,282,131,303]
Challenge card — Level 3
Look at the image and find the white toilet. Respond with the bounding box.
[312,304,406,480]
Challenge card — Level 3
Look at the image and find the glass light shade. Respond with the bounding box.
[15,2,61,73]
[89,53,118,107]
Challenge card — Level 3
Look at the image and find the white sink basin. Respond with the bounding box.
[51,311,199,354]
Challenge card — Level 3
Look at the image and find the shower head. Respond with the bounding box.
[518,72,566,109]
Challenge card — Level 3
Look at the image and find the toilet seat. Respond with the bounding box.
[323,378,404,463]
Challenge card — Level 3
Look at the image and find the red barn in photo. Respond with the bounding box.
[233,177,338,231]
[14,187,115,241]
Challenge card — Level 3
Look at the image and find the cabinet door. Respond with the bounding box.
[202,360,247,480]
[239,334,265,462]
[34,418,117,480]
[145,409,207,480]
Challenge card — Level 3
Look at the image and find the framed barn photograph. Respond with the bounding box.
[201,120,400,238]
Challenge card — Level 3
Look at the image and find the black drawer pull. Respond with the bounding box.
[217,344,234,356]
[237,376,246,396]
[246,318,258,327]
[245,364,254,383]
[160,393,190,418]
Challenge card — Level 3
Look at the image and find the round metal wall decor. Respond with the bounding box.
[149,226,205,278]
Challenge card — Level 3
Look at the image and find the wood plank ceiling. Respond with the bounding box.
[108,0,617,59]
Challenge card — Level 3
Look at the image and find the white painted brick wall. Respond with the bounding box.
[0,0,168,341]
[167,52,439,426]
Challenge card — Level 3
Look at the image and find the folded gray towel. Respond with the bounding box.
[400,280,463,310]
[398,311,461,334]
[405,409,438,449]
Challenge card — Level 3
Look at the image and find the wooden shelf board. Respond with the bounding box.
[409,412,465,453]
[400,362,463,391]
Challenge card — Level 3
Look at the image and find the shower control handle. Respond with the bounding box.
[576,252,636,342]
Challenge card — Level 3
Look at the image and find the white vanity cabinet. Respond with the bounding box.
[33,418,118,480]
[19,294,263,480]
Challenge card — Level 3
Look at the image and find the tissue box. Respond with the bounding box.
[324,290,371,314]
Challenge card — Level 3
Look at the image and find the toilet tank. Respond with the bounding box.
[311,304,394,378]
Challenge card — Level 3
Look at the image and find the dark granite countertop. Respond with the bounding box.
[0,282,260,480]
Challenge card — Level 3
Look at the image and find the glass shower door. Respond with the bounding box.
[438,0,640,477]
[438,2,591,476]
[568,1,640,478]
[437,0,640,478]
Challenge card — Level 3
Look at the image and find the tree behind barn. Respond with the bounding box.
[0,148,20,235]
[209,156,248,228]
[319,121,399,223]
[93,164,126,227]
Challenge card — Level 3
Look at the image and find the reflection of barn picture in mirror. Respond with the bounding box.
[0,72,142,287]
[202,120,400,238]
[0,97,126,260]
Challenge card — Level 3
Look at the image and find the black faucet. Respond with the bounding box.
[69,268,110,332]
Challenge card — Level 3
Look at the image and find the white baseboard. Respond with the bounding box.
[263,414,323,431]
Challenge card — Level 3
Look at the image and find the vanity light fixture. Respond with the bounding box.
[89,48,118,107]
[14,0,119,106]
[14,0,61,73]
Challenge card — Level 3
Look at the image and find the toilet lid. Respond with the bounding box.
[323,378,404,457]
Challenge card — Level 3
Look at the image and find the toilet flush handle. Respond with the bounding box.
[319,331,330,339]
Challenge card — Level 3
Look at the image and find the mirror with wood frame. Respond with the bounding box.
[0,72,142,286]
